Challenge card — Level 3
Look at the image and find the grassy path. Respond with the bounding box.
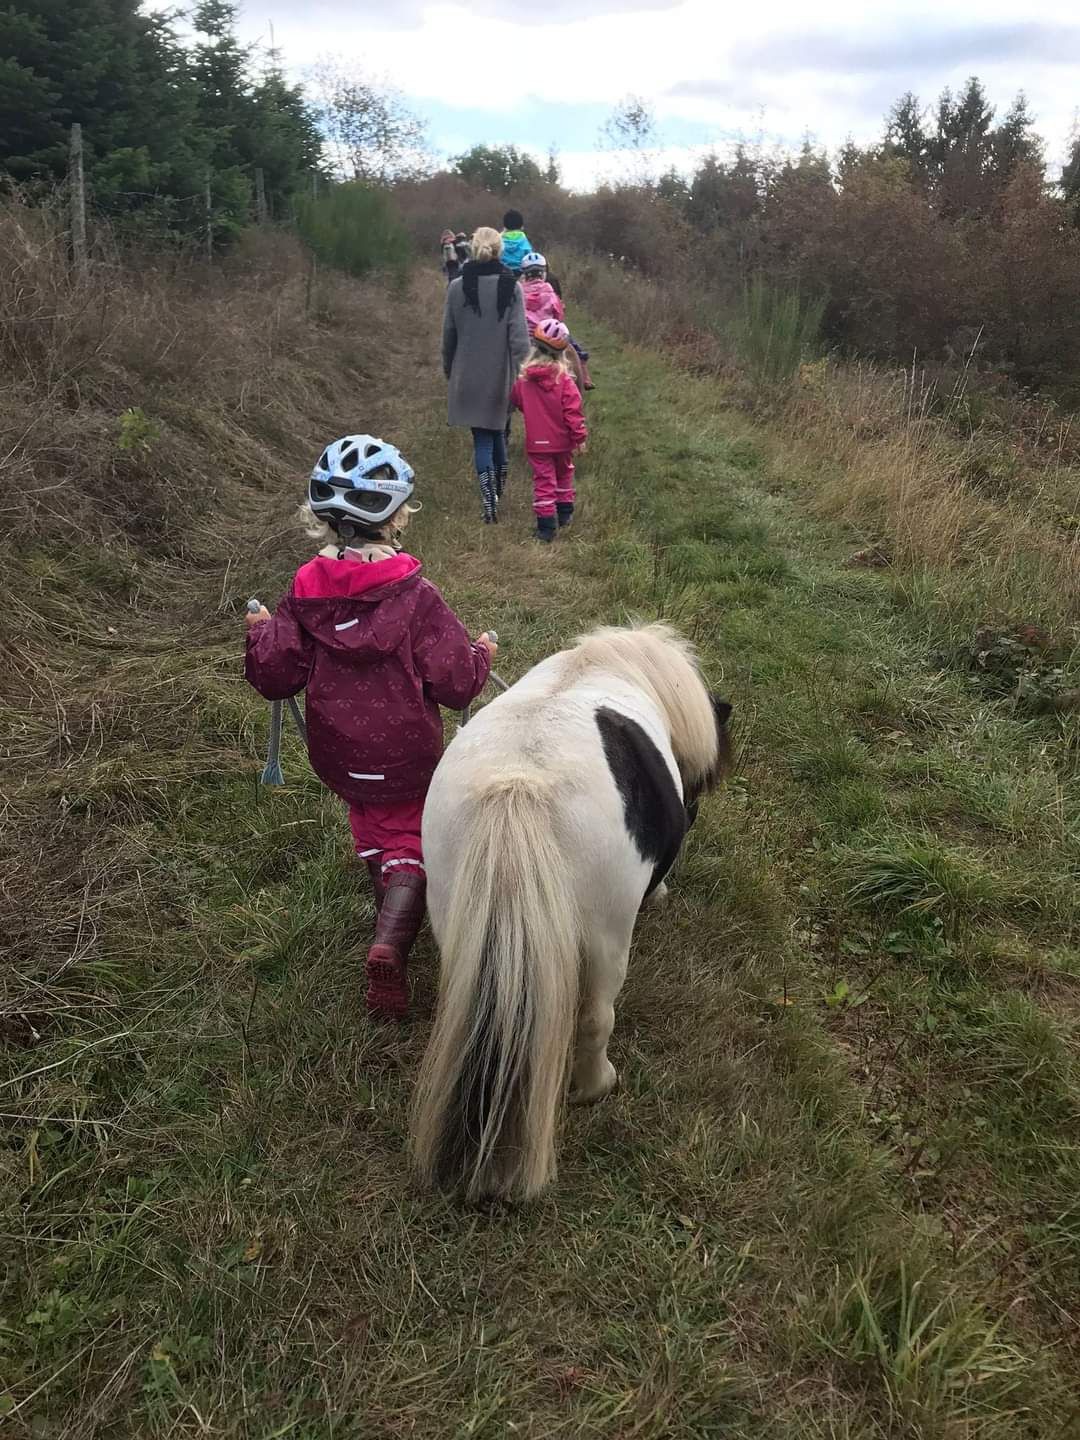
[4,274,1080,1437]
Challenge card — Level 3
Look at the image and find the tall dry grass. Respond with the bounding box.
[789,358,1080,633]
[560,249,1080,635]
[0,192,417,1028]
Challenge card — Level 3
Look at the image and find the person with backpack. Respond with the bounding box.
[244,434,496,1019]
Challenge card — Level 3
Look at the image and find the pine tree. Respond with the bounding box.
[881,77,1045,217]
[992,93,1043,187]
[686,149,762,233]
[656,166,690,210]
[1062,135,1080,211]
[884,92,929,182]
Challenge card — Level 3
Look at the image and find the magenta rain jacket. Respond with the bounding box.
[245,552,491,805]
[510,365,588,455]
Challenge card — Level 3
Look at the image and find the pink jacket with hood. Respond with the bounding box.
[510,365,587,455]
[521,278,564,333]
[245,551,490,805]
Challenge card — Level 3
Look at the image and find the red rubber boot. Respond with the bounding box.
[365,859,385,910]
[365,869,426,1020]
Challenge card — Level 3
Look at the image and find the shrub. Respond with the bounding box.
[294,182,408,279]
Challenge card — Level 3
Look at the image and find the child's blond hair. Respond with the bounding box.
[519,342,571,379]
[299,501,420,551]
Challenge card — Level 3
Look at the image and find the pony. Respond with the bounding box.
[411,622,733,1203]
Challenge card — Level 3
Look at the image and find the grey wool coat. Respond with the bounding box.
[442,273,530,431]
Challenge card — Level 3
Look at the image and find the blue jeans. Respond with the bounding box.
[471,427,507,475]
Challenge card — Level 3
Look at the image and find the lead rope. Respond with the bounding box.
[249,603,506,783]
[249,599,309,786]
[460,630,509,726]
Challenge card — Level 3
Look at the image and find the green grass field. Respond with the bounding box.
[3,271,1079,1437]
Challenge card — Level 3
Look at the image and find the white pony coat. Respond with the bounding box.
[411,624,730,1203]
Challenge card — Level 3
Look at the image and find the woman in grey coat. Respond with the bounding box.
[442,226,530,524]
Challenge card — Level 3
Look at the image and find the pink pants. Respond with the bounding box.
[347,797,425,876]
[528,452,576,517]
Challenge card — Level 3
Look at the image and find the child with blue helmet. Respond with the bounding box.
[245,435,496,1019]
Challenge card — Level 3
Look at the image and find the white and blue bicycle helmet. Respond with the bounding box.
[521,251,546,275]
[309,434,415,536]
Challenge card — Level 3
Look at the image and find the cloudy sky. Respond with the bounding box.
[223,0,1080,187]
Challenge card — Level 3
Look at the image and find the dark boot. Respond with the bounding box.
[366,869,426,1020]
[494,466,508,499]
[556,501,574,530]
[535,514,557,544]
[365,858,385,910]
[478,469,498,524]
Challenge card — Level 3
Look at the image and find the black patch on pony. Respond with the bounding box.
[596,706,687,899]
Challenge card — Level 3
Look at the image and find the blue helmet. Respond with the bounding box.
[309,434,415,533]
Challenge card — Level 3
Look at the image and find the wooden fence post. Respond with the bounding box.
[254,166,267,224]
[69,124,87,278]
[204,171,213,263]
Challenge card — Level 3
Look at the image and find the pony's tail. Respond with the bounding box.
[410,776,579,1203]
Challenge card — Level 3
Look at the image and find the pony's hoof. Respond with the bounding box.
[570,1062,618,1105]
[645,880,669,908]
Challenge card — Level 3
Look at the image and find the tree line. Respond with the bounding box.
[403,81,1080,394]
[1,0,326,237]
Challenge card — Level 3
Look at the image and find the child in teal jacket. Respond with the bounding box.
[500,208,532,273]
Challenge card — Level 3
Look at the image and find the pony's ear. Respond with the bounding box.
[711,695,733,728]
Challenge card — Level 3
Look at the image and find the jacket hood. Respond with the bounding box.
[502,229,527,240]
[524,363,561,390]
[289,552,423,656]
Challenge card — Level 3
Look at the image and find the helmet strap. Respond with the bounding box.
[329,514,399,554]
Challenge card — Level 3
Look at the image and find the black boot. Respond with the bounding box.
[535,514,556,544]
[556,501,574,529]
[478,469,498,524]
[366,869,426,1020]
[494,466,508,499]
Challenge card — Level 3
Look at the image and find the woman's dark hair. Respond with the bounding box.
[503,209,523,229]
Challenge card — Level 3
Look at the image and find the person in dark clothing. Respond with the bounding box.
[245,434,496,1020]
[440,229,461,283]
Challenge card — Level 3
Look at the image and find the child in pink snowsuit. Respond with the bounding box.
[520,252,591,392]
[521,269,564,334]
[244,434,496,1020]
[510,320,588,543]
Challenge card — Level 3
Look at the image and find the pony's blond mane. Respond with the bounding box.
[558,622,719,786]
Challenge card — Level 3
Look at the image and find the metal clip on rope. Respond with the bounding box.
[248,599,307,786]
[460,630,509,728]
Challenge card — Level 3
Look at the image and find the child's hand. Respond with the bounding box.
[476,632,499,659]
[576,441,588,454]
[245,605,272,628]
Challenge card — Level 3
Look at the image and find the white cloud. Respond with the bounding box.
[182,0,1080,170]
